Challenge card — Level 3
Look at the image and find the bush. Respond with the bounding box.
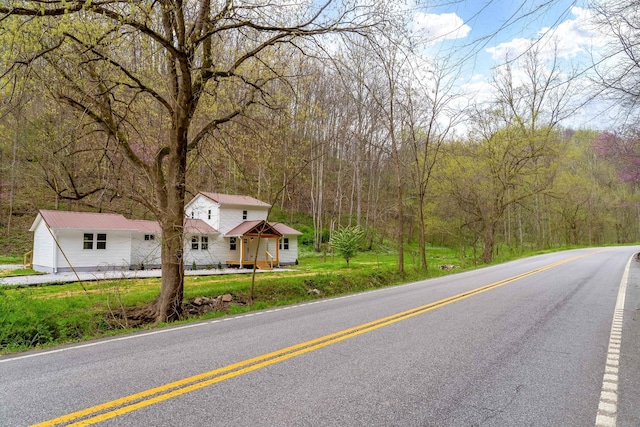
[330,226,365,266]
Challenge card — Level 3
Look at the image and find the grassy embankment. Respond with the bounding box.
[0,245,560,354]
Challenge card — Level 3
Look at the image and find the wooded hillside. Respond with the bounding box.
[1,1,639,265]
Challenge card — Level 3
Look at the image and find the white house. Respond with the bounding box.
[29,192,301,273]
[184,192,301,267]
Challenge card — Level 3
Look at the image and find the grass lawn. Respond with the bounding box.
[0,255,22,264]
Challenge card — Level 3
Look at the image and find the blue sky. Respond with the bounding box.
[412,0,592,68]
[406,0,615,129]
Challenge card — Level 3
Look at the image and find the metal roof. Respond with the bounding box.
[35,210,139,231]
[184,218,219,234]
[198,192,271,208]
[129,220,162,233]
[31,210,219,234]
[225,220,301,237]
[271,222,303,236]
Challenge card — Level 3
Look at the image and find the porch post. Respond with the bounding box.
[240,235,245,266]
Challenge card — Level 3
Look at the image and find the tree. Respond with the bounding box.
[401,59,461,270]
[0,1,386,322]
[592,130,640,184]
[363,27,411,273]
[330,225,364,266]
[591,0,640,121]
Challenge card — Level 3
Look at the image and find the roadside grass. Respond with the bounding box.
[0,255,22,264]
[0,245,524,354]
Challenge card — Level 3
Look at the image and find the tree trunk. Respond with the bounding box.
[482,225,495,264]
[150,114,189,322]
[417,193,428,270]
[154,219,185,322]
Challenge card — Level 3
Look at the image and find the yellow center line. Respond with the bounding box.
[33,251,595,427]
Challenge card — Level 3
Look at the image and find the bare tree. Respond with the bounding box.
[1,0,386,322]
[400,58,462,270]
[591,0,640,122]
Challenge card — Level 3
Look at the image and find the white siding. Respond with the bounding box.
[31,220,55,273]
[217,235,242,264]
[278,236,299,265]
[53,230,132,272]
[130,233,161,269]
[185,195,221,231]
[184,234,226,269]
[218,206,268,234]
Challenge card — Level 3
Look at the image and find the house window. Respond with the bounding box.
[230,237,237,251]
[83,233,93,250]
[97,233,107,250]
[207,209,211,220]
[191,236,199,250]
[84,233,106,249]
[201,236,209,250]
[242,210,247,220]
[144,234,155,241]
[280,237,289,250]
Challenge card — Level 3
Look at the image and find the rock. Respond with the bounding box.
[221,294,233,302]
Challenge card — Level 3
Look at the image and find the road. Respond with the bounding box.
[1,247,639,426]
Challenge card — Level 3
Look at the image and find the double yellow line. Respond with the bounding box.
[33,253,590,426]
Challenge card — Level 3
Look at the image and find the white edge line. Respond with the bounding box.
[594,254,631,427]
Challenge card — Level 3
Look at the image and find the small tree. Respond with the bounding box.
[330,226,365,266]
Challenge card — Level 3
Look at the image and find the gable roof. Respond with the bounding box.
[197,192,271,208]
[225,220,301,237]
[225,220,281,237]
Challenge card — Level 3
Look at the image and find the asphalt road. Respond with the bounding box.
[1,247,639,426]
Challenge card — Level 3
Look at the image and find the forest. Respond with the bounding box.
[0,1,639,320]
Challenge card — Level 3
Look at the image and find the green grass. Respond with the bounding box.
[0,255,22,264]
[0,245,559,354]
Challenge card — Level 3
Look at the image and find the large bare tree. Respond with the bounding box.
[0,0,385,322]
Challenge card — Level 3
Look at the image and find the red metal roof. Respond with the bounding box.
[271,223,303,236]
[184,218,219,234]
[199,192,271,208]
[129,220,162,233]
[33,210,219,234]
[37,210,138,231]
[225,220,301,237]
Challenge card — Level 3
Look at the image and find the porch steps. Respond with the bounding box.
[255,261,273,270]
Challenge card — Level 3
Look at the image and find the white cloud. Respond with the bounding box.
[486,6,605,61]
[412,12,471,45]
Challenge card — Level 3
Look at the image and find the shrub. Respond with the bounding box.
[330,226,365,266]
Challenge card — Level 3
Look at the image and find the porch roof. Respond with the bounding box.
[225,220,283,237]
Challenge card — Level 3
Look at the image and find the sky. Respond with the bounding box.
[406,0,618,130]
